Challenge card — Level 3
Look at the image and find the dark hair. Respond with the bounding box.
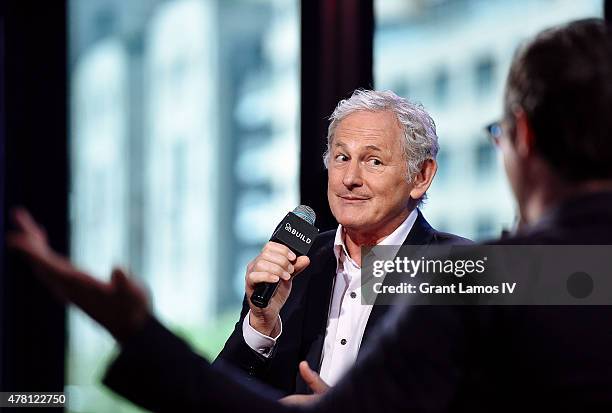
[504,18,612,181]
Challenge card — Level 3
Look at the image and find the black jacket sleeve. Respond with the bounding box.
[213,295,274,380]
[103,303,476,413]
[103,316,286,413]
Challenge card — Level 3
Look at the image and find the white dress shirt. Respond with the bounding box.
[243,209,418,385]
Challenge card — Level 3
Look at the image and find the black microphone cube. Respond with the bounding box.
[270,212,319,256]
[250,212,319,308]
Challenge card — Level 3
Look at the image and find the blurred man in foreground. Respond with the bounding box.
[8,18,612,413]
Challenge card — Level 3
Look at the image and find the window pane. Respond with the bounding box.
[374,0,603,241]
[68,0,299,411]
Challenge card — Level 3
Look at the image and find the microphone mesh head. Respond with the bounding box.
[292,205,316,225]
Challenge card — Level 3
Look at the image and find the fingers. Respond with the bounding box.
[299,361,329,394]
[248,271,280,284]
[96,267,151,343]
[261,249,296,273]
[245,242,299,288]
[293,256,311,276]
[11,208,45,238]
[249,260,290,282]
[111,267,144,295]
[280,394,320,407]
[6,230,49,261]
[7,208,48,259]
[265,242,297,261]
[111,267,130,288]
[279,395,301,406]
[110,266,150,307]
[246,258,255,273]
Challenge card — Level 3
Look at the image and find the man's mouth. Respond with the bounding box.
[338,194,370,201]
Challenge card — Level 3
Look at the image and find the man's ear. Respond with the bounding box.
[409,158,437,200]
[513,107,536,158]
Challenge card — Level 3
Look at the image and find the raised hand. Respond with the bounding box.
[7,208,150,342]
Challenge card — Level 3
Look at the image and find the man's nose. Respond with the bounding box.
[342,160,363,188]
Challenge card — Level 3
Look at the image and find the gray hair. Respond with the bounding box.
[322,89,439,183]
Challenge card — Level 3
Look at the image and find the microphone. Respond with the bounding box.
[250,205,319,308]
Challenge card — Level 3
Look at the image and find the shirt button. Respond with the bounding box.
[340,338,347,345]
[350,291,357,298]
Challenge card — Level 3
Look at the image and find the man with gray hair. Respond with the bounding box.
[215,89,469,396]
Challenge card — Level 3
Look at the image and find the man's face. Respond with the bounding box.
[327,110,416,237]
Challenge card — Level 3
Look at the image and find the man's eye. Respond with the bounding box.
[367,159,383,166]
[335,154,348,162]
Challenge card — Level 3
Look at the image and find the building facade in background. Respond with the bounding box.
[375,0,602,240]
[69,0,298,411]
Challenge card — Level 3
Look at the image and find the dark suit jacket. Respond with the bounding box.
[103,192,612,413]
[215,210,469,395]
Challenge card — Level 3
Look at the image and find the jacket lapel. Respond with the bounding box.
[295,236,337,394]
[297,211,438,384]
[358,210,436,357]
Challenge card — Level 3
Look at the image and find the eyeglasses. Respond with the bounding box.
[484,121,503,146]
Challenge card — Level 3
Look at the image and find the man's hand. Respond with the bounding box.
[280,361,330,406]
[245,242,310,336]
[7,208,150,343]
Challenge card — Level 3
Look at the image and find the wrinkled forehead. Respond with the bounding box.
[331,110,404,150]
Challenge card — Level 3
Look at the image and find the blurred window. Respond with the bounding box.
[433,67,449,106]
[375,0,603,241]
[68,0,299,411]
[474,55,495,96]
[475,140,496,177]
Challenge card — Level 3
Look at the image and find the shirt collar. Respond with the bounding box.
[333,208,419,266]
